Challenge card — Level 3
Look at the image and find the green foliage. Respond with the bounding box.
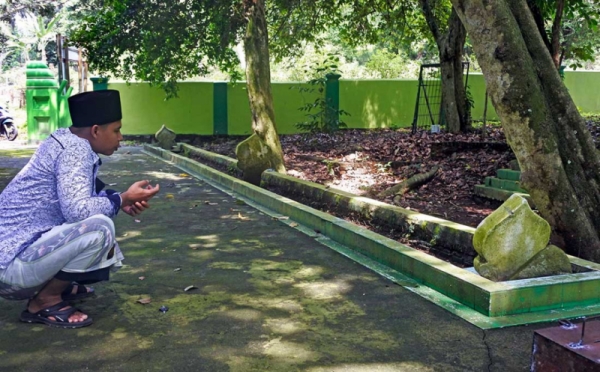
[365,48,407,78]
[293,55,349,134]
[0,0,58,23]
[69,0,345,98]
[70,0,245,98]
[1,2,68,68]
[532,0,600,69]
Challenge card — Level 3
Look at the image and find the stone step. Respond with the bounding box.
[484,177,528,193]
[496,169,521,181]
[474,185,535,208]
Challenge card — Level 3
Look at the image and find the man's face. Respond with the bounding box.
[90,120,123,156]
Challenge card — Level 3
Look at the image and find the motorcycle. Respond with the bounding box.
[0,106,18,141]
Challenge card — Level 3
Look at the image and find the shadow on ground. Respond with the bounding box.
[0,147,543,372]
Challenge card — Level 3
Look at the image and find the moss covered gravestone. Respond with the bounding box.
[155,125,177,150]
[473,194,571,281]
[235,133,273,185]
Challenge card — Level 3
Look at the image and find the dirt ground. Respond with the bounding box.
[192,117,600,231]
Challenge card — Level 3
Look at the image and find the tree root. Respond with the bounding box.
[378,166,440,199]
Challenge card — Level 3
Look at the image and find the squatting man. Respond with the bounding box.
[0,90,160,328]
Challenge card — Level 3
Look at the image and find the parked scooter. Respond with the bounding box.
[0,106,18,141]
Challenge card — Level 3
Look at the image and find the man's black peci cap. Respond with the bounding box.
[68,90,122,127]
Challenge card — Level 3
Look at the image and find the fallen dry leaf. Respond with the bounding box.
[238,212,249,220]
[136,297,152,304]
[184,285,198,292]
[274,216,289,220]
[138,276,145,280]
[179,173,190,177]
[290,222,299,227]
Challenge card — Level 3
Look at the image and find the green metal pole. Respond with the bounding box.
[213,82,228,135]
[325,73,341,128]
[90,77,109,91]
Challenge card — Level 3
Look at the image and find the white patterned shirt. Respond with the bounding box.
[0,128,121,269]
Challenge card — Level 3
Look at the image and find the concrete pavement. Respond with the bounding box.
[0,146,543,371]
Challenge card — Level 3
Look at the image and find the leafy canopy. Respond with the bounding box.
[71,0,340,97]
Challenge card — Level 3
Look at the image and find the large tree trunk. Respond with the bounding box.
[420,2,469,133]
[236,0,286,185]
[451,0,600,261]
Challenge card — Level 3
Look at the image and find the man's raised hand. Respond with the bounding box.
[121,180,160,215]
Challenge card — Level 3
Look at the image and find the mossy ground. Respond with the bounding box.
[0,147,542,372]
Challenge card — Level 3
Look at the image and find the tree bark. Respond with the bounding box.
[550,0,565,69]
[420,2,469,133]
[451,0,600,261]
[237,0,286,184]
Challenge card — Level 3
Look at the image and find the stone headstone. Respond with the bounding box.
[235,133,271,185]
[473,194,571,281]
[512,245,572,280]
[155,124,176,150]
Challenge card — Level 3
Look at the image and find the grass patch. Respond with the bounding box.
[0,149,35,158]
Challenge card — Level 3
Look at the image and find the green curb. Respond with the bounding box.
[260,169,476,260]
[180,143,241,177]
[497,169,521,181]
[144,145,600,329]
[486,177,527,192]
[474,185,534,207]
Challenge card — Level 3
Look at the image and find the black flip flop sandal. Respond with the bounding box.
[61,282,95,301]
[20,301,93,329]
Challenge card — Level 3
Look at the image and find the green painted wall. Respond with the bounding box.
[227,82,320,135]
[340,79,419,129]
[467,74,499,121]
[563,71,600,114]
[108,71,599,135]
[108,82,213,135]
[226,83,251,136]
[339,75,499,129]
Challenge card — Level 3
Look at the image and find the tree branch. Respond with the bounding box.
[419,0,441,43]
[526,0,552,53]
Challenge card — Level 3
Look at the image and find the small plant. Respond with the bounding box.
[376,161,392,174]
[430,234,439,246]
[227,164,238,175]
[464,85,475,127]
[293,55,350,134]
[404,222,416,238]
